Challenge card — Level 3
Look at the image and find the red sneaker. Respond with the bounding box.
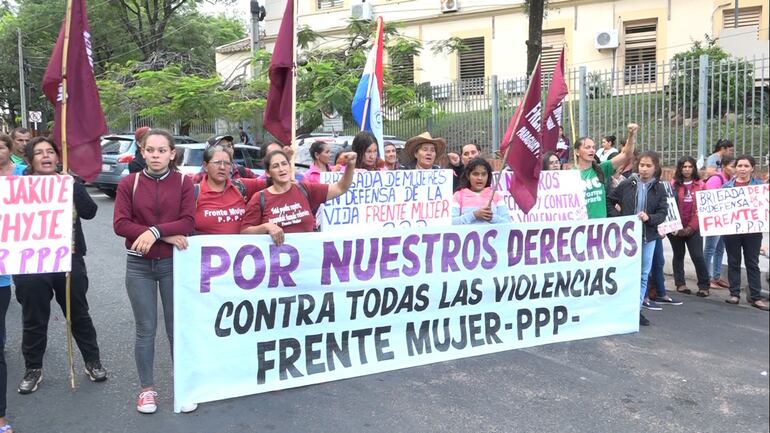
[137,390,158,414]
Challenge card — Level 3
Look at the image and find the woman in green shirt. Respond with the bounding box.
[573,123,638,218]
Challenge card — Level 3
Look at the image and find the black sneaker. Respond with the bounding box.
[85,361,108,382]
[18,368,42,394]
[639,313,650,327]
[655,296,683,306]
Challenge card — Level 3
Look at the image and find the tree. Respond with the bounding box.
[109,0,234,60]
[524,0,547,76]
[0,0,244,127]
[669,37,753,118]
[290,19,432,134]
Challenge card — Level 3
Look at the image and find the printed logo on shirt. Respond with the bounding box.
[268,202,310,227]
[203,207,246,224]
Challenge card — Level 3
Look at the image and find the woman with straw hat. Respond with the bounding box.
[404,132,447,170]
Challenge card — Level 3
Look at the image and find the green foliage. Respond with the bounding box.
[0,0,245,127]
[429,37,468,55]
[669,36,754,118]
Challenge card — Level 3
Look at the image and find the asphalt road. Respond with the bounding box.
[5,188,769,433]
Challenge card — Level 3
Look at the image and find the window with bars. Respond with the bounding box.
[624,20,657,85]
[541,29,565,78]
[316,0,343,10]
[391,53,415,85]
[723,6,762,30]
[458,37,485,95]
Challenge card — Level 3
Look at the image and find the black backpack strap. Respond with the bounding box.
[259,190,266,210]
[296,183,318,214]
[193,183,200,205]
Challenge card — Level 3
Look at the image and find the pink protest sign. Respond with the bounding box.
[697,184,769,237]
[0,175,74,274]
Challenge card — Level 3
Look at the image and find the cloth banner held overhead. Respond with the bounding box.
[41,0,108,182]
[319,169,452,231]
[351,16,385,157]
[263,0,294,145]
[0,175,74,274]
[500,61,543,214]
[541,47,568,153]
[696,184,769,236]
[173,217,642,412]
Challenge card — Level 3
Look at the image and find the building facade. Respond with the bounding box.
[217,0,768,85]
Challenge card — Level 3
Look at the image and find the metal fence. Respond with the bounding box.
[373,54,768,167]
[108,54,768,167]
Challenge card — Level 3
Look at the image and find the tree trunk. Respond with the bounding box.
[526,0,545,77]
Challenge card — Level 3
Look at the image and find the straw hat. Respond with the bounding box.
[404,132,447,160]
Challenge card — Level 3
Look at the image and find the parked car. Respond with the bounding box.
[94,134,198,197]
[294,134,406,172]
[174,143,265,177]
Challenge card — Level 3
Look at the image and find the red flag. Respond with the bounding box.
[501,62,542,214]
[263,0,294,145]
[42,0,108,182]
[542,47,568,152]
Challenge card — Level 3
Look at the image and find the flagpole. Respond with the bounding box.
[60,0,77,391]
[290,0,297,166]
[563,44,578,165]
[360,18,382,133]
[488,55,541,207]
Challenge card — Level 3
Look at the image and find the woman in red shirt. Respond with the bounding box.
[240,150,357,244]
[667,156,711,297]
[194,145,267,234]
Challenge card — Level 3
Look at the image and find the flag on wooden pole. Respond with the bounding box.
[42,0,107,182]
[542,47,568,153]
[263,0,295,145]
[500,60,542,214]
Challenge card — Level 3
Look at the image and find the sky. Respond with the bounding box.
[200,0,253,21]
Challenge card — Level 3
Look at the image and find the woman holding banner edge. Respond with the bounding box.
[113,129,197,414]
[240,150,358,244]
[667,156,711,298]
[721,155,768,311]
[574,123,638,219]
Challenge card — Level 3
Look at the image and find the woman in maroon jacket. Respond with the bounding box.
[113,129,196,414]
[667,156,711,297]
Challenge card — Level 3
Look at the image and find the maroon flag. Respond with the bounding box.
[42,0,108,182]
[263,0,294,145]
[542,47,568,152]
[501,62,542,214]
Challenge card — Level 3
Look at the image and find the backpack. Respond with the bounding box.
[257,183,319,231]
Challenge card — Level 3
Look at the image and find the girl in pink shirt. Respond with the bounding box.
[451,158,510,224]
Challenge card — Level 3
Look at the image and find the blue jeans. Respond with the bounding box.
[703,235,724,280]
[125,256,174,388]
[640,240,656,308]
[650,238,667,298]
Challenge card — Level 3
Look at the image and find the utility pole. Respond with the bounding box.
[250,0,266,79]
[18,28,28,128]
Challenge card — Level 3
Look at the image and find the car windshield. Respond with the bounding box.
[184,148,204,167]
[102,138,133,155]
